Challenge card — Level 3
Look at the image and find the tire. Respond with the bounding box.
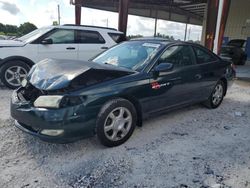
[0,60,30,89]
[96,98,137,147]
[203,80,225,109]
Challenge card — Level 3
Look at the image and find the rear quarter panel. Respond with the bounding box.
[199,59,233,99]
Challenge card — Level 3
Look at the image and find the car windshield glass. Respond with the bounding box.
[92,41,162,71]
[18,27,52,43]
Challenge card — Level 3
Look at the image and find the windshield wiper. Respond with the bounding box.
[104,62,116,66]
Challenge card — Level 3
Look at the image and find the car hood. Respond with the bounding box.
[0,39,25,47]
[27,58,134,91]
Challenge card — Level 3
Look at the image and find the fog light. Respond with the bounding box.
[41,129,64,136]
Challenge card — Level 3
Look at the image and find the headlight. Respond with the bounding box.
[34,95,84,108]
[34,95,64,108]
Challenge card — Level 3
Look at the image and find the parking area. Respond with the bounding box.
[0,80,250,188]
[236,61,250,81]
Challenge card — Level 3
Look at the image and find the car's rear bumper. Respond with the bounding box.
[11,89,97,143]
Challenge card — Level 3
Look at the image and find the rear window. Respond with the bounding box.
[77,30,105,44]
[108,33,124,43]
[193,47,218,64]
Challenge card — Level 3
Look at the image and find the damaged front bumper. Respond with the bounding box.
[11,89,98,143]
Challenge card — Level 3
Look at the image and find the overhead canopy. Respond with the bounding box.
[71,0,231,54]
[73,0,207,25]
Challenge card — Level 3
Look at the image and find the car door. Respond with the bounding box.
[192,46,221,99]
[76,30,108,61]
[37,29,78,61]
[144,45,202,113]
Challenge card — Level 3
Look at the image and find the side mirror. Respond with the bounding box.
[41,38,53,45]
[154,63,173,73]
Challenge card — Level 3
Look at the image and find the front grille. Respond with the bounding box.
[18,122,40,133]
[18,83,45,102]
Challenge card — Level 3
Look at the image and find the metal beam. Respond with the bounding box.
[118,0,130,36]
[74,0,82,25]
[81,0,204,25]
[205,0,219,50]
[217,0,231,54]
[154,11,158,37]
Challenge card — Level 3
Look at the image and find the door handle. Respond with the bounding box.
[195,74,202,80]
[101,47,109,50]
[66,47,76,50]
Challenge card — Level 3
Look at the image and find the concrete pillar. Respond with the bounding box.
[118,0,129,37]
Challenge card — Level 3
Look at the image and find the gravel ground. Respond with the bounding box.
[0,80,250,188]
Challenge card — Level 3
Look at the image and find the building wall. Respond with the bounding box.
[224,0,250,40]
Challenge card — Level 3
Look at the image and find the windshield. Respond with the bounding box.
[18,27,53,43]
[92,41,162,71]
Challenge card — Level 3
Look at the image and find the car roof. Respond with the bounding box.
[51,24,123,34]
[130,37,202,47]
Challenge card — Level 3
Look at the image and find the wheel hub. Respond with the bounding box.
[104,107,132,141]
[4,66,27,87]
[212,84,223,105]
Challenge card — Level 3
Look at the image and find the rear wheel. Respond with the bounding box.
[203,80,225,109]
[0,60,30,89]
[96,98,137,147]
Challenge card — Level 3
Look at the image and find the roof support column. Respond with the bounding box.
[184,23,188,41]
[75,0,82,25]
[214,0,231,54]
[118,0,129,37]
[204,0,219,50]
[154,11,158,37]
[201,4,208,46]
[205,0,231,54]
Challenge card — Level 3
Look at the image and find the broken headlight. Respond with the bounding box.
[34,95,84,109]
[34,95,64,108]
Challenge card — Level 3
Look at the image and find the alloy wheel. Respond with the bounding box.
[4,66,27,87]
[104,107,132,141]
[212,84,223,106]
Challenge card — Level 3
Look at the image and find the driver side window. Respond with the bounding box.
[158,45,196,68]
[45,29,75,44]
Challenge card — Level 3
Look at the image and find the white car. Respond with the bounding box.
[0,24,124,89]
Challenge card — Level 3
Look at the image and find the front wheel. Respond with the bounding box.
[96,98,137,147]
[203,81,225,109]
[0,60,30,89]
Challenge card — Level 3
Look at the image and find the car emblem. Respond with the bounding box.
[151,82,161,89]
[151,82,170,89]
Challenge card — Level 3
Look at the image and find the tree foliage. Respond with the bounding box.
[19,22,37,35]
[0,22,37,36]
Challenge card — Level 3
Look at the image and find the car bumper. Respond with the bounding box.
[11,89,98,143]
